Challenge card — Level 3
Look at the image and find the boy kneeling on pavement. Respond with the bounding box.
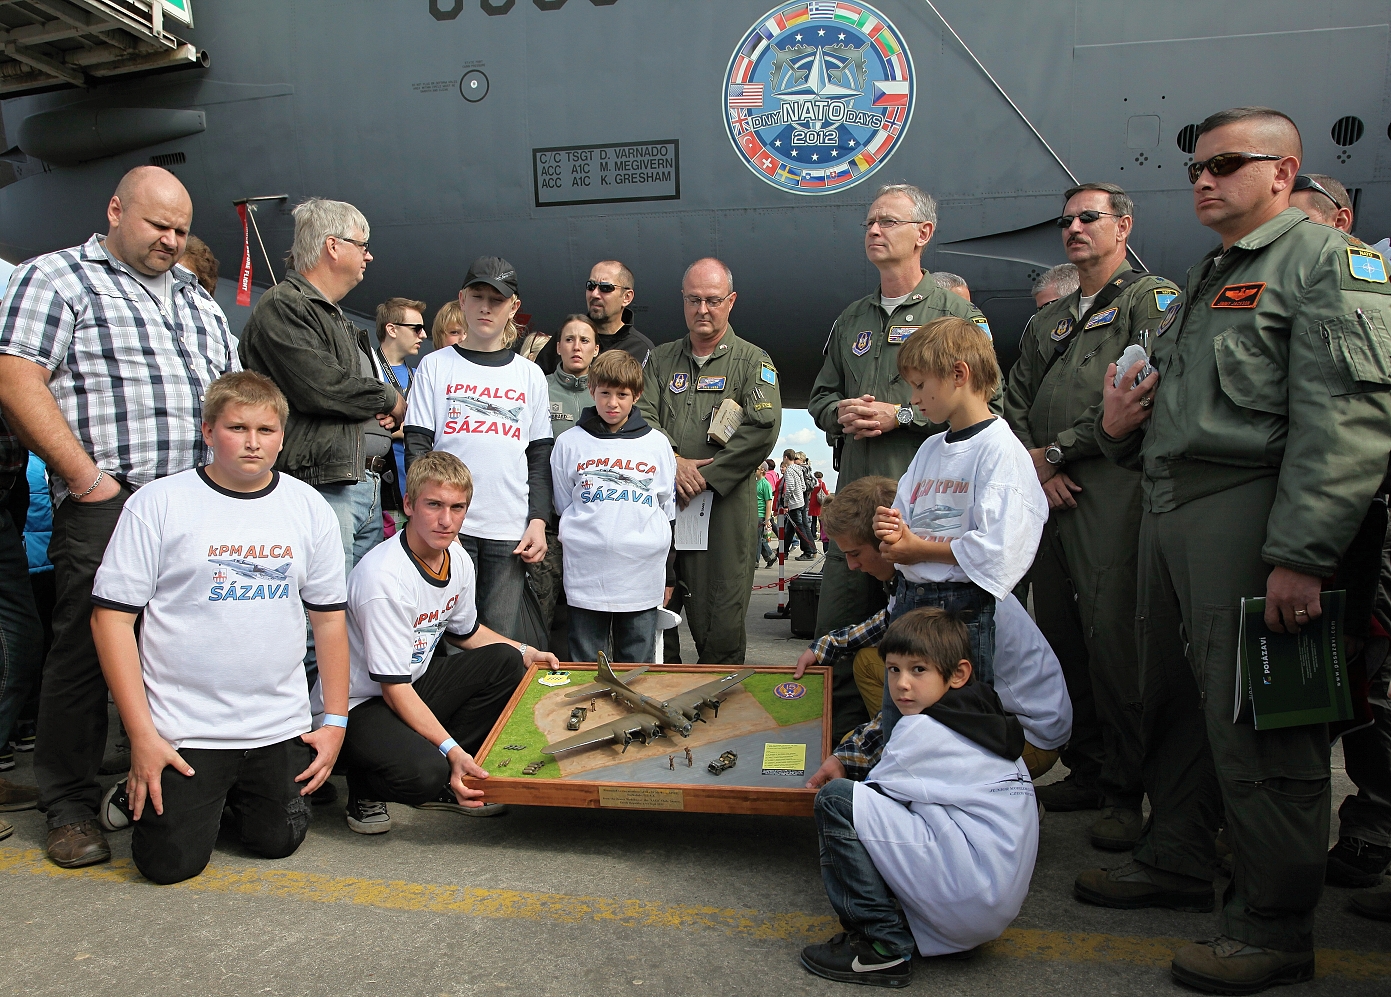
[93,372,351,885]
[335,451,557,833]
[801,609,1039,987]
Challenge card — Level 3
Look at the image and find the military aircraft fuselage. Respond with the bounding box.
[2,1,1388,402]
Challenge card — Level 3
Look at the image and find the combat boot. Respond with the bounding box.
[1035,774,1102,812]
[1325,836,1391,888]
[1089,806,1144,851]
[1170,936,1314,994]
[1074,859,1213,912]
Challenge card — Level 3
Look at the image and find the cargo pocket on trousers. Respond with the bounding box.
[1226,776,1328,912]
[1190,605,1238,715]
[1310,310,1391,396]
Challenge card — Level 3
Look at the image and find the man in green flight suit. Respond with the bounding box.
[639,258,781,665]
[1004,182,1179,852]
[1081,107,1391,994]
[807,183,990,738]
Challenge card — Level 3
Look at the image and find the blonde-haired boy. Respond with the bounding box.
[335,450,557,832]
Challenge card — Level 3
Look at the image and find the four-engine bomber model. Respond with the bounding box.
[541,653,755,757]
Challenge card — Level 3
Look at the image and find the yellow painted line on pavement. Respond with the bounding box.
[4,846,1388,979]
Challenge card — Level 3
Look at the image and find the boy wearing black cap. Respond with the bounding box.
[404,258,554,642]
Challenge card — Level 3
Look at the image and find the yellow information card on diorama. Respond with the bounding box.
[761,743,807,776]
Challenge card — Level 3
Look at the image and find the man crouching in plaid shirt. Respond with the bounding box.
[0,165,238,869]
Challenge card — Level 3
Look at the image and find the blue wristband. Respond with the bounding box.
[438,737,459,757]
[322,714,348,729]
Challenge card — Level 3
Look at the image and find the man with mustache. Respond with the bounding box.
[1003,183,1178,853]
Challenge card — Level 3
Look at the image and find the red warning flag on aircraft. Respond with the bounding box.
[235,203,252,307]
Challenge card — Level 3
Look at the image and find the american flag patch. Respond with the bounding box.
[728,83,765,107]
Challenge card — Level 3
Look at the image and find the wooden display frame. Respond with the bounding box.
[463,663,833,816]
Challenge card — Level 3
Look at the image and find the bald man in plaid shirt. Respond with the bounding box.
[0,166,237,869]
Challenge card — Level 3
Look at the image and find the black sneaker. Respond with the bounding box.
[99,780,133,832]
[799,932,912,988]
[10,720,35,752]
[1035,774,1103,813]
[1327,836,1391,888]
[414,785,507,817]
[345,795,392,834]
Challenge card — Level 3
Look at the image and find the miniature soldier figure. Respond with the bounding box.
[669,755,675,770]
[685,747,694,768]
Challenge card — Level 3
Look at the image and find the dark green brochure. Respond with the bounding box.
[1235,590,1352,730]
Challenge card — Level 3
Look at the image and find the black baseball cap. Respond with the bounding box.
[463,256,519,296]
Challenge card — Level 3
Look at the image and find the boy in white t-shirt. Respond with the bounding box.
[402,257,554,642]
[337,451,559,833]
[800,609,1038,986]
[551,350,676,663]
[90,372,350,885]
[872,317,1046,717]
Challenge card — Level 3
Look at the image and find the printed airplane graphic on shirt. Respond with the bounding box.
[441,383,529,440]
[205,542,296,602]
[574,455,660,506]
[446,393,523,423]
[906,477,970,537]
[410,594,460,664]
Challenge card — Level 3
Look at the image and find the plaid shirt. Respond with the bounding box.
[810,606,890,666]
[0,235,239,503]
[0,410,24,494]
[833,713,886,781]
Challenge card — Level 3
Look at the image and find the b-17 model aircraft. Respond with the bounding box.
[208,558,292,582]
[542,653,756,756]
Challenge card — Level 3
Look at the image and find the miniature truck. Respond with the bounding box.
[707,751,738,776]
[566,706,588,731]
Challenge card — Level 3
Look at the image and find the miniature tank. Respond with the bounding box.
[707,750,738,776]
[566,706,588,731]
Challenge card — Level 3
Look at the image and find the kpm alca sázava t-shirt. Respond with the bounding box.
[92,468,347,750]
[343,531,479,709]
[405,347,552,541]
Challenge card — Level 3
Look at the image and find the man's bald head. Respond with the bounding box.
[1196,107,1302,161]
[106,166,193,276]
[682,257,734,295]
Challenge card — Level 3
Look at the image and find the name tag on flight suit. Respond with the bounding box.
[1211,282,1266,308]
[886,325,916,344]
[1084,306,1118,330]
[696,375,726,391]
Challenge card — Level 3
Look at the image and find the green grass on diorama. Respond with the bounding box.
[477,668,824,776]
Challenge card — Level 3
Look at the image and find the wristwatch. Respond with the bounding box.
[894,404,914,426]
[1044,442,1065,466]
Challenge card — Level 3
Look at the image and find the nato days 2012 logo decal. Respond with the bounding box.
[724,2,914,195]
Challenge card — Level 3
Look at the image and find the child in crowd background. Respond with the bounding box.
[550,350,676,663]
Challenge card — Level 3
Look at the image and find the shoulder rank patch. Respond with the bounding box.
[886,325,916,344]
[1211,282,1266,309]
[852,330,873,356]
[668,372,688,394]
[971,315,992,339]
[696,375,726,391]
[1084,306,1119,330]
[1154,289,1177,313]
[760,362,777,385]
[1156,301,1182,337]
[1050,317,1075,342]
[1348,246,1388,283]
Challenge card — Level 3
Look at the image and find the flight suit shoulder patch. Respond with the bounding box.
[696,375,726,391]
[1084,306,1118,330]
[760,361,777,385]
[1153,288,1178,313]
[971,315,992,339]
[1155,300,1182,337]
[1211,282,1266,308]
[1050,317,1075,341]
[669,372,689,393]
[1343,246,1391,293]
[852,330,873,355]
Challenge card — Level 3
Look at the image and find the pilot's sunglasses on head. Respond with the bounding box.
[1055,210,1120,228]
[1294,174,1342,209]
[585,280,629,294]
[1187,152,1283,185]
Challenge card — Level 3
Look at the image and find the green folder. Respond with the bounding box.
[1235,590,1352,730]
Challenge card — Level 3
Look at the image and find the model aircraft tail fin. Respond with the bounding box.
[595,651,625,688]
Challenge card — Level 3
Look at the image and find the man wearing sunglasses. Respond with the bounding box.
[1290,173,1355,236]
[374,297,429,509]
[1004,183,1178,855]
[807,183,992,740]
[533,261,655,375]
[1090,106,1391,994]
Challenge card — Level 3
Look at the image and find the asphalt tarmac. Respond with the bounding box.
[3,556,1389,996]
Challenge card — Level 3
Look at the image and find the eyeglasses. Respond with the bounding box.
[1055,210,1121,228]
[331,235,370,252]
[1293,174,1344,210]
[1187,152,1283,186]
[860,217,915,231]
[390,322,426,334]
[682,291,735,309]
[585,280,629,294]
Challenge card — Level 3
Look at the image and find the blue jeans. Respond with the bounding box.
[458,534,528,641]
[759,528,775,564]
[815,778,916,958]
[0,506,42,748]
[880,577,996,743]
[782,507,816,555]
[568,606,658,664]
[306,474,382,698]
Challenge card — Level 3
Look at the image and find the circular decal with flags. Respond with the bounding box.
[724,1,915,195]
